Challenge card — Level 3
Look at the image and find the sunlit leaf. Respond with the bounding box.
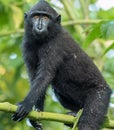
[103,42,114,55]
[98,8,114,19]
[10,5,23,29]
[83,22,102,49]
[83,21,114,49]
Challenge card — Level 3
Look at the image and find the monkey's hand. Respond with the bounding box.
[12,101,32,122]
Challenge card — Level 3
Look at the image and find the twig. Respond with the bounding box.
[72,109,83,130]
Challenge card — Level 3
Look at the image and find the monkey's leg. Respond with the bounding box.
[29,119,42,130]
[78,86,111,130]
[54,88,81,127]
[54,88,81,111]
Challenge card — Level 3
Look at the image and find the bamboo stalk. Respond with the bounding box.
[61,0,86,41]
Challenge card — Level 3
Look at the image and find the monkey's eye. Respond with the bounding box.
[43,16,49,20]
[33,15,39,19]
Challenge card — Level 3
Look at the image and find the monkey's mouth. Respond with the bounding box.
[32,28,48,39]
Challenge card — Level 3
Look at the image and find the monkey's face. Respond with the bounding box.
[24,11,61,40]
[31,14,51,39]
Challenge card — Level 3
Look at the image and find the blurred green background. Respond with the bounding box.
[0,0,114,130]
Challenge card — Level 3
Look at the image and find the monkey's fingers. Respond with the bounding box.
[12,105,28,121]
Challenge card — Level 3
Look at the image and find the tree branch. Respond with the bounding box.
[62,20,102,26]
[0,20,107,37]
[0,102,76,124]
[0,29,24,37]
[0,102,114,129]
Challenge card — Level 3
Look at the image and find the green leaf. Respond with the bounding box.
[98,8,114,19]
[102,116,110,128]
[101,21,114,39]
[103,42,114,56]
[83,21,114,49]
[83,22,102,49]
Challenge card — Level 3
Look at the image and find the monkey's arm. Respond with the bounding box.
[12,66,52,121]
[12,49,62,122]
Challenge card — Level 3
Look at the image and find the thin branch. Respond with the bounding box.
[62,20,102,26]
[0,29,24,37]
[0,20,103,37]
[72,110,83,130]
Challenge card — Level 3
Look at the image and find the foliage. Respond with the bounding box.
[0,0,114,130]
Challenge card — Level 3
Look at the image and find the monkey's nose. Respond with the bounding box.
[37,25,42,30]
[37,21,42,30]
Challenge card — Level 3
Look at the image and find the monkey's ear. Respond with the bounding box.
[24,12,28,19]
[56,15,61,24]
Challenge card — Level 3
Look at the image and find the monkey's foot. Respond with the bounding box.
[66,111,77,117]
[65,111,77,128]
[29,119,42,130]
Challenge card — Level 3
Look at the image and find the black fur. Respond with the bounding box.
[12,1,112,130]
